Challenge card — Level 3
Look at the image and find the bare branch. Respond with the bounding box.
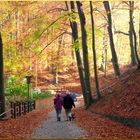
[37,31,67,56]
[29,13,69,45]
[114,30,129,36]
[122,1,129,6]
[47,8,67,13]
[111,2,122,10]
[95,8,108,22]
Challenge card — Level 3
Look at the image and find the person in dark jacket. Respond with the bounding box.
[63,94,75,121]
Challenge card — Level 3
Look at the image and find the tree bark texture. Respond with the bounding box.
[90,1,101,99]
[67,1,88,107]
[77,1,93,107]
[138,15,140,69]
[129,1,138,66]
[0,33,5,118]
[103,1,120,76]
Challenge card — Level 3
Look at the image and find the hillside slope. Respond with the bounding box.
[75,70,140,138]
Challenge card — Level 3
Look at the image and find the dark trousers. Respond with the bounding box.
[55,108,62,121]
[65,109,72,120]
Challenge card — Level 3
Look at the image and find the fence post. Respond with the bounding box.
[10,102,13,118]
[21,102,24,115]
[33,100,36,109]
[18,102,21,116]
[13,102,16,119]
[27,101,30,112]
[10,100,36,119]
[23,102,27,115]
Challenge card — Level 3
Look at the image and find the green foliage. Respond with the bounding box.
[0,2,11,20]
[68,11,79,22]
[24,15,65,47]
[6,76,27,97]
[23,18,48,46]
[72,39,81,51]
[4,45,28,73]
[33,46,42,54]
[6,76,53,101]
[32,91,52,100]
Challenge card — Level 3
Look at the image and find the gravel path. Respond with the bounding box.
[31,109,87,139]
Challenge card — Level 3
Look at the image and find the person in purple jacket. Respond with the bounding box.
[54,94,63,121]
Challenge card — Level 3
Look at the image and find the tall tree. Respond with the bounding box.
[76,1,93,107]
[133,17,140,69]
[103,1,120,76]
[90,1,101,99]
[0,33,5,118]
[65,1,88,107]
[138,14,140,69]
[54,35,64,84]
[129,1,138,66]
[128,1,140,69]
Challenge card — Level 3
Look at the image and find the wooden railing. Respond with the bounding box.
[10,100,35,119]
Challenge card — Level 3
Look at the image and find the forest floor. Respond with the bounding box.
[74,70,140,138]
[0,98,54,139]
[0,65,140,139]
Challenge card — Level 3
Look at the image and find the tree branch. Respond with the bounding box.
[47,8,67,13]
[95,8,108,22]
[114,30,129,36]
[37,31,67,56]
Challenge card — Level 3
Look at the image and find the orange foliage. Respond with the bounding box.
[74,69,140,138]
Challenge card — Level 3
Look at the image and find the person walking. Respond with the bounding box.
[63,93,75,121]
[54,94,63,121]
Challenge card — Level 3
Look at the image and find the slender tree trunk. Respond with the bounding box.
[133,24,139,63]
[15,8,19,44]
[138,15,140,69]
[54,68,58,84]
[129,1,137,66]
[129,1,140,69]
[35,59,38,88]
[71,46,75,61]
[103,1,120,76]
[0,33,5,118]
[77,1,93,107]
[70,33,75,61]
[54,37,61,84]
[66,1,88,107]
[90,1,101,99]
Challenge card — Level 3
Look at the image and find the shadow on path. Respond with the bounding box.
[91,111,140,130]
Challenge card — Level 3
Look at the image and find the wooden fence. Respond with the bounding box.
[10,100,35,119]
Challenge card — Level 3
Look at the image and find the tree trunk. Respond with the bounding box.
[35,59,38,88]
[15,8,19,44]
[54,36,62,84]
[77,1,93,107]
[90,1,101,99]
[130,1,140,69]
[133,22,140,65]
[129,1,137,66]
[54,68,58,84]
[0,33,5,118]
[103,1,120,76]
[66,1,88,107]
[138,15,140,69]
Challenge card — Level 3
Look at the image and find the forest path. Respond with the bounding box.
[31,101,88,139]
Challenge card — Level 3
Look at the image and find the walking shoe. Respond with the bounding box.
[69,116,72,121]
[58,117,61,121]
